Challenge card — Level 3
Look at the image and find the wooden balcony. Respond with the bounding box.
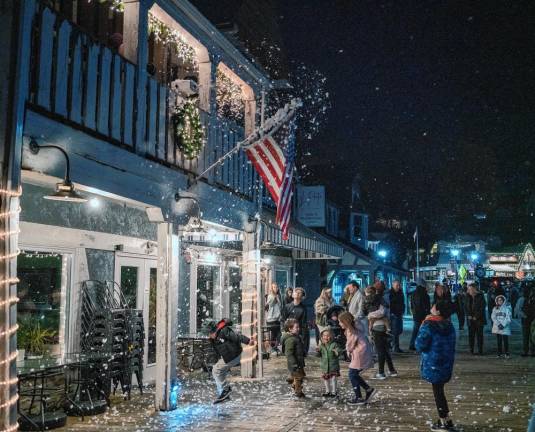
[25,2,259,202]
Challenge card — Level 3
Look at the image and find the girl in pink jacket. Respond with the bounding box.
[339,311,377,405]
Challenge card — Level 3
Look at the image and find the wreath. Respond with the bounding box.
[173,99,204,160]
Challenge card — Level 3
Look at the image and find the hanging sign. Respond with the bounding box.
[297,185,325,227]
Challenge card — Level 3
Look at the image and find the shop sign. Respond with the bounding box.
[297,185,325,227]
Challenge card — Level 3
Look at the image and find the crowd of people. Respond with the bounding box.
[204,277,535,432]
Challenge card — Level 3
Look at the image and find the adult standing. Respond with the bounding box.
[409,278,431,351]
[389,280,405,353]
[515,281,535,356]
[346,281,364,320]
[362,287,398,379]
[282,287,310,355]
[465,283,487,355]
[314,287,334,344]
[433,283,452,306]
[265,283,282,353]
[283,287,294,305]
[455,282,467,331]
[415,300,457,431]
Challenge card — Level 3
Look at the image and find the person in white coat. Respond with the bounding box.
[491,295,512,358]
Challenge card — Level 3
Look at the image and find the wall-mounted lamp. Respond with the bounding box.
[245,214,260,234]
[29,139,87,203]
[175,192,205,232]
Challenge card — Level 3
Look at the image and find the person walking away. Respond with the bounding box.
[317,328,340,397]
[281,318,306,398]
[491,295,512,358]
[465,283,486,355]
[208,319,255,404]
[415,300,457,431]
[390,280,405,353]
[515,281,535,356]
[266,283,282,354]
[282,287,310,355]
[314,287,334,346]
[409,278,431,351]
[362,286,398,379]
[455,283,467,331]
[338,311,376,405]
[283,287,294,305]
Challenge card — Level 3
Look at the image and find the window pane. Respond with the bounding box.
[148,267,157,365]
[228,266,241,325]
[121,266,138,309]
[197,265,220,331]
[17,251,62,357]
[275,270,288,291]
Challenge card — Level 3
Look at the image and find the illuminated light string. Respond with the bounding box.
[0,186,22,429]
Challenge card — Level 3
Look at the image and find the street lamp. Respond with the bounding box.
[378,249,388,263]
[450,249,460,285]
[470,253,479,262]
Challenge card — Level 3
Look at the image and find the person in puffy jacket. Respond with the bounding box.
[317,328,340,397]
[416,300,457,431]
[281,318,306,398]
[491,295,512,358]
[208,319,254,404]
[338,311,376,405]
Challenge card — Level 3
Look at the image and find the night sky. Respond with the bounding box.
[277,1,535,244]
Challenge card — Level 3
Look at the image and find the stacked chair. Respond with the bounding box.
[65,280,144,416]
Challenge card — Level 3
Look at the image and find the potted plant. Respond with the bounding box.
[18,317,56,359]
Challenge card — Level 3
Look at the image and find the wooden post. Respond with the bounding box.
[155,223,179,411]
[241,231,258,378]
[122,0,153,155]
[0,1,34,429]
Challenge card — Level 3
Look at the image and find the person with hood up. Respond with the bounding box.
[491,294,512,358]
[415,300,457,431]
[207,319,254,404]
[409,278,431,351]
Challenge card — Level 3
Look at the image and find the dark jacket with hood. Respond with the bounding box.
[415,315,456,384]
[210,319,250,363]
[465,291,487,325]
[281,332,305,372]
[411,285,431,323]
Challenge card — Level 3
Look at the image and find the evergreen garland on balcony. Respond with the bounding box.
[173,100,204,160]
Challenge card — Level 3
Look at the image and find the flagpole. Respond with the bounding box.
[416,227,420,280]
[256,88,266,379]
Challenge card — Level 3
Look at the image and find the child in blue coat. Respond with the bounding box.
[416,300,457,431]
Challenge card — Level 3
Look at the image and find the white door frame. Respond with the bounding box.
[114,253,158,381]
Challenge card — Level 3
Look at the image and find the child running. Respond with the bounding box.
[318,328,340,397]
[281,318,306,398]
[491,294,512,358]
[338,311,376,405]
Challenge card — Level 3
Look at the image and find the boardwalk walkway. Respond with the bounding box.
[59,321,534,431]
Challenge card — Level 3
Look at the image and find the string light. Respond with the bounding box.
[0,187,21,429]
[148,13,197,65]
[216,68,245,124]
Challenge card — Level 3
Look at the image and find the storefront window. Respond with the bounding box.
[197,265,220,331]
[275,269,289,291]
[121,266,138,308]
[17,251,64,357]
[228,266,241,325]
[148,268,157,364]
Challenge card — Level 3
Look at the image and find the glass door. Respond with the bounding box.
[114,255,157,382]
[196,264,221,332]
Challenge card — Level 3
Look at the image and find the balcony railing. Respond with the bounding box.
[25,2,258,202]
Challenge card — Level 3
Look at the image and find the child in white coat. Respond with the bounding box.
[491,295,512,358]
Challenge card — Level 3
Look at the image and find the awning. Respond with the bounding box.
[261,221,343,260]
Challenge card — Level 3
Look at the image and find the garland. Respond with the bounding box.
[148,14,197,65]
[216,69,244,123]
[173,100,204,160]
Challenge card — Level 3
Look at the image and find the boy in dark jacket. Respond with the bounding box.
[208,319,254,404]
[281,318,306,398]
[416,300,457,431]
[465,283,487,355]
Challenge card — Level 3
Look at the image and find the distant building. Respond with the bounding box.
[487,243,535,279]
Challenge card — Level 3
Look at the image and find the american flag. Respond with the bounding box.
[245,121,297,240]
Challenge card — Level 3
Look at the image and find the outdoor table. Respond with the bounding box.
[17,352,113,431]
